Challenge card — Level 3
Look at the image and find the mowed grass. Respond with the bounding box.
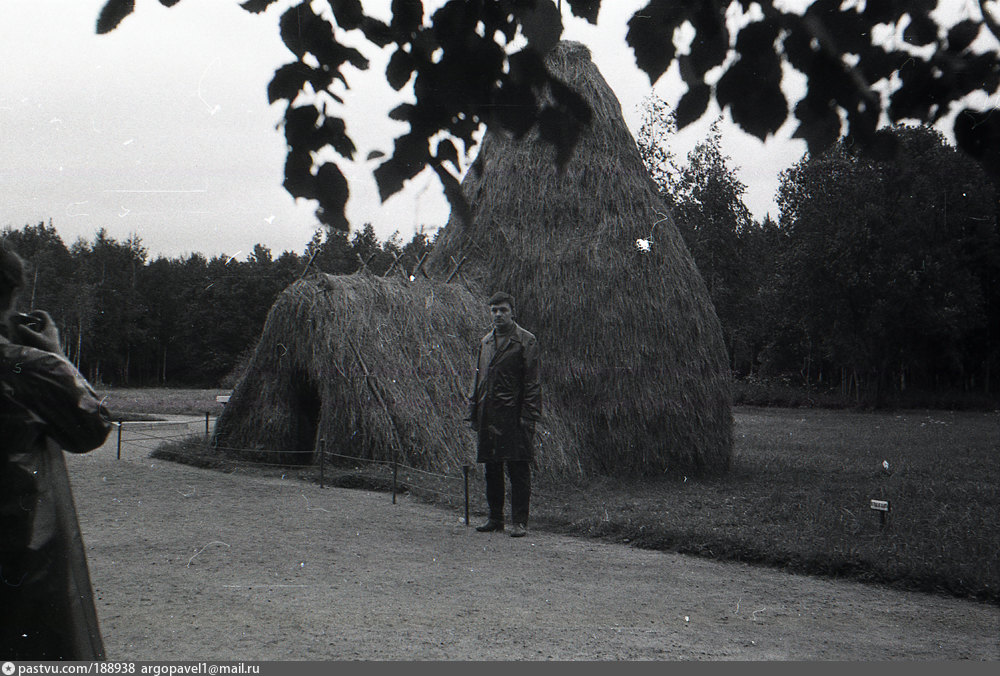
[138,387,999,603]
[96,387,230,418]
[533,407,1000,603]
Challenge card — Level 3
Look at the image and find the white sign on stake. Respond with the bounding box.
[870,499,891,512]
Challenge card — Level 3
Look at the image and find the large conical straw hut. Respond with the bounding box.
[428,41,733,475]
[212,272,580,476]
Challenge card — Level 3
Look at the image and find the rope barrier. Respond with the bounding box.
[111,422,564,516]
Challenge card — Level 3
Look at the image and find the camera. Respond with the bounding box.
[12,312,43,331]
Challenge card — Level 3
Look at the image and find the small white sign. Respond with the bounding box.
[870,499,891,512]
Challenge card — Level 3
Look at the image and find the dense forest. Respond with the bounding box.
[3,119,998,408]
[639,105,999,407]
[1,221,431,388]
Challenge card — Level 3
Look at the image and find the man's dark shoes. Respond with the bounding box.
[476,519,504,533]
[508,523,527,538]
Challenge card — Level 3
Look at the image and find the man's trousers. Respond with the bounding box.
[483,461,531,526]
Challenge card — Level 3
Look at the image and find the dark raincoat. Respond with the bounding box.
[1,337,111,660]
[468,323,542,463]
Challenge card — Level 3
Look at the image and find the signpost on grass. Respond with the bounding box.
[870,499,890,526]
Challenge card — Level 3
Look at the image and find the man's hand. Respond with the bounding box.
[13,310,64,355]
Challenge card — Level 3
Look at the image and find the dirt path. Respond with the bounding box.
[63,430,999,661]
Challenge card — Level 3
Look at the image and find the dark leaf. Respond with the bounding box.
[158,0,182,7]
[717,22,786,140]
[284,106,320,149]
[360,17,394,47]
[436,139,459,169]
[314,163,350,231]
[820,8,872,56]
[566,0,601,24]
[492,80,538,138]
[240,0,281,13]
[954,108,1000,178]
[947,20,981,53]
[374,134,429,201]
[283,149,317,201]
[330,0,365,30]
[391,0,424,36]
[538,105,580,168]
[321,116,357,160]
[549,75,592,124]
[268,62,312,104]
[888,58,936,121]
[367,150,386,161]
[96,0,135,34]
[791,95,841,156]
[386,48,415,90]
[517,0,564,57]
[432,161,471,226]
[280,5,310,57]
[903,14,938,46]
[507,49,549,89]
[686,1,729,80]
[861,0,908,25]
[626,0,685,83]
[675,83,711,129]
[388,103,417,122]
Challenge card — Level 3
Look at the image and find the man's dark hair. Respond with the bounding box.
[0,242,25,296]
[488,291,515,310]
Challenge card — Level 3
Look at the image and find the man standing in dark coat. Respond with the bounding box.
[467,292,541,538]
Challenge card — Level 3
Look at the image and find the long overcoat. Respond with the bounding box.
[467,323,541,463]
[1,337,111,660]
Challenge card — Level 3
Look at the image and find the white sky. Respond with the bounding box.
[0,0,991,260]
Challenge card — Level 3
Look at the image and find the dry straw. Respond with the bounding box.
[217,41,731,478]
[427,41,733,475]
[212,272,580,476]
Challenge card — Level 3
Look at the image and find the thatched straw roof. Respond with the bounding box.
[212,272,580,476]
[427,41,733,475]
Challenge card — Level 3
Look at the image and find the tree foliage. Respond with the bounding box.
[775,124,1000,403]
[98,0,1000,231]
[2,222,432,388]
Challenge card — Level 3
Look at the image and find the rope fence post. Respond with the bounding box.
[116,421,122,460]
[463,464,470,526]
[392,460,398,505]
[319,438,326,489]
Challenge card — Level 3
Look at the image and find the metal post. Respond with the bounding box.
[205,412,210,437]
[392,460,398,505]
[463,465,470,526]
[319,438,326,489]
[116,422,122,460]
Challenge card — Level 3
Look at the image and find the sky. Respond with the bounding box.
[0,0,992,260]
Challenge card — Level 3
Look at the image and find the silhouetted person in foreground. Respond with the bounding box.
[467,292,542,538]
[0,244,111,660]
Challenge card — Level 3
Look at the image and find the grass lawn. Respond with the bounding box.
[96,387,231,418]
[149,397,999,604]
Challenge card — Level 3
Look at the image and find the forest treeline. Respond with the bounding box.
[0,222,430,388]
[639,103,999,407]
[3,117,998,407]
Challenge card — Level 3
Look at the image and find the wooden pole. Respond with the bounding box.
[319,437,326,489]
[445,256,467,283]
[463,465,470,526]
[116,422,122,460]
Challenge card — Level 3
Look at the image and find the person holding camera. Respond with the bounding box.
[1,244,111,660]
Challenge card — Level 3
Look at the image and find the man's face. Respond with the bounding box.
[490,302,514,330]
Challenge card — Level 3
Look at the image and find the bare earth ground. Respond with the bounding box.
[64,419,999,661]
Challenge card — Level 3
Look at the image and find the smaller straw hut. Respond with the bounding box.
[212,272,579,476]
